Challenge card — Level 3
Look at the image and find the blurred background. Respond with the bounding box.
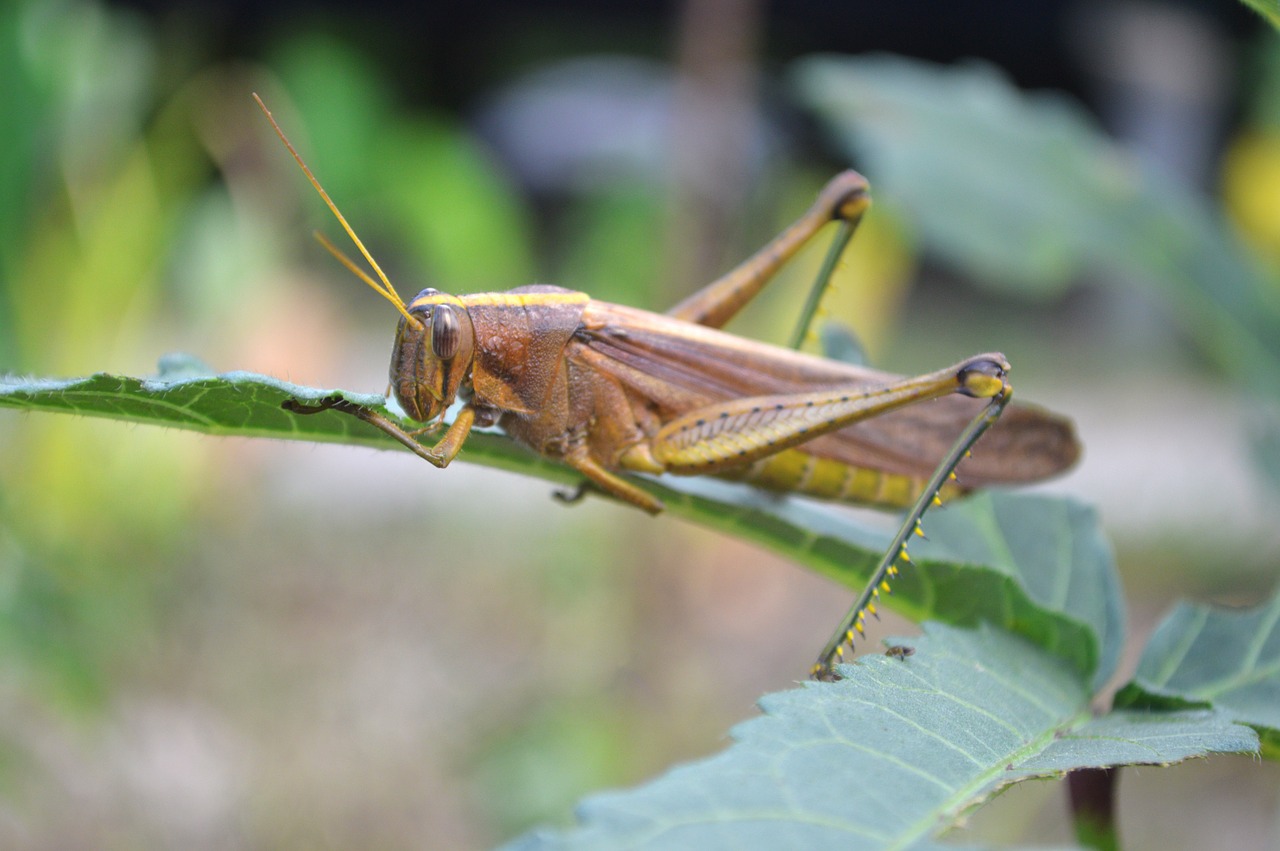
[1,0,1279,847]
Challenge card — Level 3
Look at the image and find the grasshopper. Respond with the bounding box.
[254,96,1078,678]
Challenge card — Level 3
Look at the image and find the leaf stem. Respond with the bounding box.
[1068,766,1119,851]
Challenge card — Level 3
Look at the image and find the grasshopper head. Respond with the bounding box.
[251,96,478,425]
[391,288,476,422]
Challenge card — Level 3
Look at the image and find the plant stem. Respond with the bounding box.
[1068,767,1119,851]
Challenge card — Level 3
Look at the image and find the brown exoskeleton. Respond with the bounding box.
[254,95,1078,677]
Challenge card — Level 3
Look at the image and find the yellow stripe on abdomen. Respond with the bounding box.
[719,449,963,510]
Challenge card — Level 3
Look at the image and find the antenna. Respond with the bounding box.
[252,93,419,327]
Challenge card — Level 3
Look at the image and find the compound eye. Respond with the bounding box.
[430,304,461,360]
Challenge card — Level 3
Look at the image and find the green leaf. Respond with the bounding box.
[0,362,1117,681]
[1115,591,1280,757]
[1240,0,1280,30]
[0,363,577,500]
[792,55,1280,394]
[4,362,1259,847]
[504,623,1256,851]
[913,494,1124,692]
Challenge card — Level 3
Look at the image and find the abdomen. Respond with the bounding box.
[716,448,964,510]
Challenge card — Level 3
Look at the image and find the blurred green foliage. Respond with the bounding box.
[0,2,680,845]
[269,33,538,293]
[1241,0,1280,31]
[1,0,1279,847]
[795,55,1280,392]
[1,0,194,714]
